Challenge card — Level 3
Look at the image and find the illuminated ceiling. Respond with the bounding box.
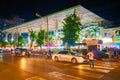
[4,5,104,34]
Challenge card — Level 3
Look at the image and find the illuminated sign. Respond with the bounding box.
[82,39,98,45]
[102,37,113,43]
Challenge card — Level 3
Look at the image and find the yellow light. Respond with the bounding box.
[20,58,26,69]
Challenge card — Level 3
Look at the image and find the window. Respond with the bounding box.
[58,51,68,54]
[70,51,78,56]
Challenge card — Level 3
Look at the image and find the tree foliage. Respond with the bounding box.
[89,26,100,38]
[18,34,25,47]
[0,41,10,47]
[62,10,82,47]
[48,35,54,44]
[36,30,47,48]
[28,29,37,48]
[10,40,16,48]
[115,30,120,36]
[82,22,100,38]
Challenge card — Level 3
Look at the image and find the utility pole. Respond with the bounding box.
[46,16,49,52]
[16,28,19,48]
[46,16,49,37]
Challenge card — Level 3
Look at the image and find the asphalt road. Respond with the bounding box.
[0,54,120,80]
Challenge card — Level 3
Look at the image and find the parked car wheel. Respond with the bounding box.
[71,58,77,64]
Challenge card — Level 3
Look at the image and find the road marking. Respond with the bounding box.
[48,71,85,80]
[73,65,114,69]
[94,65,114,70]
[73,65,112,73]
[64,63,71,65]
[25,76,46,80]
[77,70,104,79]
[95,68,110,73]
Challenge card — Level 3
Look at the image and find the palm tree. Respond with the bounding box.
[82,22,100,39]
[18,34,25,47]
[36,30,47,48]
[115,30,120,36]
[89,26,100,38]
[81,29,90,38]
[10,40,16,48]
[48,35,54,44]
[28,29,37,48]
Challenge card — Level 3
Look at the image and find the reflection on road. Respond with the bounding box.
[20,58,26,70]
[0,57,3,61]
[0,55,120,80]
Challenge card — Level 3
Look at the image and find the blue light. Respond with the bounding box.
[117,36,120,40]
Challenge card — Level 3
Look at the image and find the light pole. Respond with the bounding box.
[46,16,49,43]
[16,28,19,47]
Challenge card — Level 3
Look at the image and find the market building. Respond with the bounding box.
[3,5,120,49]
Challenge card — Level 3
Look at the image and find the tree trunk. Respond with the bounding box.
[30,41,33,48]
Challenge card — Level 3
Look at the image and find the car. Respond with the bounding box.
[15,48,30,56]
[52,50,88,64]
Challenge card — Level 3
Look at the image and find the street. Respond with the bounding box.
[0,54,120,80]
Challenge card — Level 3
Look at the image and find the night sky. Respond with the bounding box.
[0,0,120,26]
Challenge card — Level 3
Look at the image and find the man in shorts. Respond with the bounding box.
[87,49,94,68]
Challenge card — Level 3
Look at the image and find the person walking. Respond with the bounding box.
[87,49,94,68]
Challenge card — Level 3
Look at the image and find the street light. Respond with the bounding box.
[35,13,42,17]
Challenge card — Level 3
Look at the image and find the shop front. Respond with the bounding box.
[82,38,102,50]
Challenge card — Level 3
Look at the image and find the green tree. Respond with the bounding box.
[18,34,25,47]
[0,42,2,47]
[28,29,37,48]
[62,10,82,48]
[2,42,10,47]
[10,40,16,48]
[0,31,8,47]
[36,30,47,48]
[89,26,100,38]
[48,35,54,44]
[115,30,120,36]
[0,30,4,42]
[81,29,89,38]
[83,22,100,38]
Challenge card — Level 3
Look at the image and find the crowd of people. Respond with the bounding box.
[75,47,120,61]
[101,47,120,60]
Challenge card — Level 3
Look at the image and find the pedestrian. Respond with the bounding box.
[87,49,94,68]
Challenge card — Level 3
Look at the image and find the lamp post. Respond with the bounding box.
[46,16,49,43]
[46,16,50,52]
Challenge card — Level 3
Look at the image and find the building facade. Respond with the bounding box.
[4,5,114,48]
